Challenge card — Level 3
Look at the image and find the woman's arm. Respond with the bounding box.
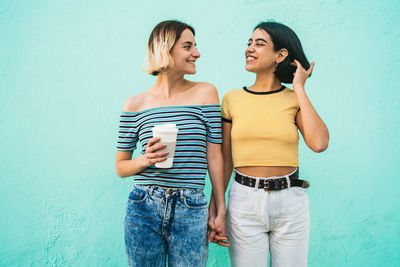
[221,122,234,190]
[194,83,229,245]
[292,60,329,152]
[207,142,227,233]
[115,138,168,178]
[208,121,233,246]
[208,121,233,220]
[115,97,168,177]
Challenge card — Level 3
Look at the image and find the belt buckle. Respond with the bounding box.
[302,180,310,189]
[263,180,270,191]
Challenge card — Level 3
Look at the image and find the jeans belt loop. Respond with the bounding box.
[285,175,291,188]
[179,189,184,201]
[254,178,260,189]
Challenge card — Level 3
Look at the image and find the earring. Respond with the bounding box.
[160,68,169,74]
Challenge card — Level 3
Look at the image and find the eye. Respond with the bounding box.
[184,45,191,50]
[247,42,251,47]
[256,43,264,46]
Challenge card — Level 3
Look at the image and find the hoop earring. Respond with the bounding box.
[160,68,169,74]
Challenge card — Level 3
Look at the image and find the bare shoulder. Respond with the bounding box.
[191,81,219,105]
[195,81,217,91]
[122,92,148,112]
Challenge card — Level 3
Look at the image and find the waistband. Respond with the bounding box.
[234,167,299,180]
[234,168,310,190]
[133,184,204,199]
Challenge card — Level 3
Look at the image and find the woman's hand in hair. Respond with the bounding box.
[291,60,315,91]
[292,59,329,152]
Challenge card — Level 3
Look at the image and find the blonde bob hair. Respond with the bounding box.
[145,20,195,76]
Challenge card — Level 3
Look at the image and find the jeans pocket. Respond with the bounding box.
[128,185,147,203]
[291,186,307,196]
[183,191,208,209]
[228,182,250,201]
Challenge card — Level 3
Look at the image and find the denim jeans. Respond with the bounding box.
[227,170,310,267]
[124,184,209,267]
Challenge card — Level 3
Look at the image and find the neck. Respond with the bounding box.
[250,71,282,92]
[153,71,186,98]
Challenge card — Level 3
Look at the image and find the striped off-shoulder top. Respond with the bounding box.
[117,104,222,189]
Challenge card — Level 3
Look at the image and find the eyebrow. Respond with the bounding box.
[248,38,268,43]
[182,41,196,46]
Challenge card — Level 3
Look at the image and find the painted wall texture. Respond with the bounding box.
[1,0,399,266]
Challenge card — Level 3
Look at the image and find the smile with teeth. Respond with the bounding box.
[246,55,257,62]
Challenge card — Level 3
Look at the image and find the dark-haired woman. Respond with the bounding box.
[116,20,227,267]
[209,21,329,266]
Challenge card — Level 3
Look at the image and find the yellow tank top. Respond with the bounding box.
[221,86,300,167]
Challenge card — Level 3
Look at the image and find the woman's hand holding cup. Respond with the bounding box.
[139,137,169,169]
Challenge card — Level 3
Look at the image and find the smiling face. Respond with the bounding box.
[245,28,279,73]
[169,29,200,75]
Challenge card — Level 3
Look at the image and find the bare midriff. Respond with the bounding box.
[236,166,297,178]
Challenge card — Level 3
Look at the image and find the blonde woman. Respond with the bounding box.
[115,20,227,266]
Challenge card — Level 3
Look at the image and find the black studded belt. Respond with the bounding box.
[234,169,310,191]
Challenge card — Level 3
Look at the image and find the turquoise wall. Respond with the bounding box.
[1,0,399,266]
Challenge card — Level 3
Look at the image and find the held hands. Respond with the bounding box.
[208,210,230,247]
[291,60,315,91]
[139,137,169,169]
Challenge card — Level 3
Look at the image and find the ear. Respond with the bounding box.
[276,48,288,64]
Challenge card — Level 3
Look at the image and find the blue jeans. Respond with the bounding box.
[124,184,209,267]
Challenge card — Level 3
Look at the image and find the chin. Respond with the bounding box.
[245,65,257,73]
[185,68,196,75]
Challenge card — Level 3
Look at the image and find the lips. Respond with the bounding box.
[246,55,257,63]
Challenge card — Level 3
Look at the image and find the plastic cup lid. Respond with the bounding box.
[152,124,178,133]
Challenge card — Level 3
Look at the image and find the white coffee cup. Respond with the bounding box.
[151,124,179,168]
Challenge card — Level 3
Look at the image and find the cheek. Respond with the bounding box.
[259,52,275,65]
[172,56,185,67]
[175,53,188,62]
[170,50,185,64]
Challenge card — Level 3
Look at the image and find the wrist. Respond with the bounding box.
[216,212,226,218]
[208,202,217,213]
[216,206,226,217]
[137,155,150,170]
[208,210,217,220]
[293,84,305,91]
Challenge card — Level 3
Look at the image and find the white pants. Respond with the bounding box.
[227,174,309,267]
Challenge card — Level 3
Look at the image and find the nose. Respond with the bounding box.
[246,44,255,54]
[193,47,200,58]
